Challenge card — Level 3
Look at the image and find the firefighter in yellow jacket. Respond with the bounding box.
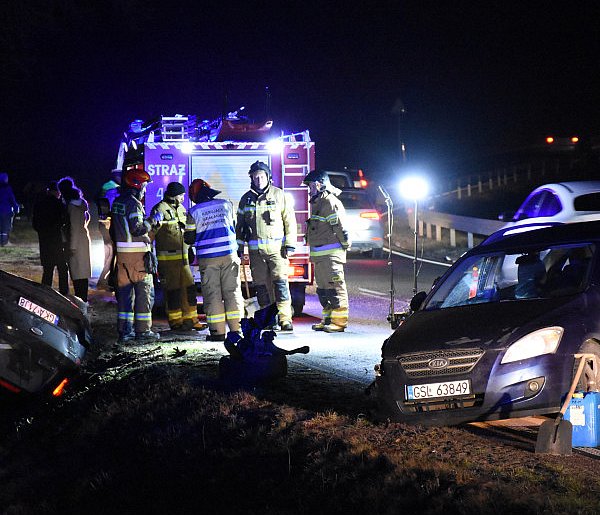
[236,161,296,331]
[303,170,350,332]
[111,161,162,343]
[149,181,205,331]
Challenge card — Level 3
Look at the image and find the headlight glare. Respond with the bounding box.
[501,326,563,364]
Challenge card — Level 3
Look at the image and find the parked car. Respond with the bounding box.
[375,221,600,426]
[325,169,369,190]
[500,181,600,234]
[338,188,384,258]
[0,269,91,398]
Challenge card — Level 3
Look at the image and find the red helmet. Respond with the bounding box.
[123,163,151,190]
[190,178,221,203]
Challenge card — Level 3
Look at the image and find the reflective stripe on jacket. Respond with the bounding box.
[111,191,152,252]
[189,198,237,258]
[150,199,194,256]
[236,184,296,254]
[307,189,348,258]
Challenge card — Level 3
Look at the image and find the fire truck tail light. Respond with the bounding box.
[360,211,380,220]
[288,265,306,277]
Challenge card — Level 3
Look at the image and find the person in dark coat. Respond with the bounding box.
[0,172,20,246]
[32,181,69,294]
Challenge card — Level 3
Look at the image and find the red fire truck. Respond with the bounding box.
[116,115,315,314]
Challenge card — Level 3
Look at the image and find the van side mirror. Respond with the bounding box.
[410,291,427,312]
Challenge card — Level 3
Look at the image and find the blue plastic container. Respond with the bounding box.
[564,391,600,447]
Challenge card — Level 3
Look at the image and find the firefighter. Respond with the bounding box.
[236,161,296,331]
[149,181,205,332]
[303,170,350,332]
[111,160,162,343]
[188,179,244,341]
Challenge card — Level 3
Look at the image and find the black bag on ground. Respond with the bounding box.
[143,251,158,274]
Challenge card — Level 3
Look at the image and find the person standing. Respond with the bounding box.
[188,179,244,341]
[149,181,205,332]
[96,169,121,290]
[111,161,162,343]
[236,161,296,331]
[303,170,350,332]
[32,181,70,295]
[58,177,92,304]
[0,172,20,246]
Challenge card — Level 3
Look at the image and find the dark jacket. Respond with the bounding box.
[32,194,68,265]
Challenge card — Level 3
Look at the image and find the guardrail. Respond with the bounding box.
[404,209,505,248]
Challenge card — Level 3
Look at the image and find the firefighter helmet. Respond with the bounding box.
[248,160,271,180]
[189,178,221,203]
[123,163,151,191]
[303,169,330,186]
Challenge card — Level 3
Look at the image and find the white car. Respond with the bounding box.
[338,189,384,258]
[500,181,600,234]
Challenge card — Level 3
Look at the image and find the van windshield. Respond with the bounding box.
[424,243,595,310]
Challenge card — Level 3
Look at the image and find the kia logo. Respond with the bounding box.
[428,358,449,369]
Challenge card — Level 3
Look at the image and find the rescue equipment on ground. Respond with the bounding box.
[219,304,309,384]
[564,390,600,447]
[535,353,597,455]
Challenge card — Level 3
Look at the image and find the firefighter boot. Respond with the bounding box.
[136,330,161,341]
[312,318,331,331]
[324,302,348,333]
[323,323,345,333]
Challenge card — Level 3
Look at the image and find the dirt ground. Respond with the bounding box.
[1,220,599,514]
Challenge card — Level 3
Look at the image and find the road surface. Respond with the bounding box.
[278,255,448,385]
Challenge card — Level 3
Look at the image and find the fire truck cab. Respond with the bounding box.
[117,115,315,315]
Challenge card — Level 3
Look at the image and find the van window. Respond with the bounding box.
[574,192,600,211]
[339,192,374,209]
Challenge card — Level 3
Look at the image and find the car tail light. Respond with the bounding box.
[360,210,380,220]
[571,136,579,143]
[288,265,306,277]
[359,179,368,187]
[0,378,21,393]
[52,378,69,397]
[546,136,554,144]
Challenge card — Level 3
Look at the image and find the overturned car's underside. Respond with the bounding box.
[0,270,92,396]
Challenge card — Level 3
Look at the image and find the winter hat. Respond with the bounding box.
[165,181,186,197]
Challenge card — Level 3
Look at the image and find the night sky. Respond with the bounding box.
[2,2,600,195]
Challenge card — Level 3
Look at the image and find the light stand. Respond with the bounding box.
[412,198,418,296]
[399,175,429,311]
[378,186,395,326]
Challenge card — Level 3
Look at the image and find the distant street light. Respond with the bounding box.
[399,176,429,296]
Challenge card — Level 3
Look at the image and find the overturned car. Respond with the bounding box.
[375,221,600,426]
[0,270,91,397]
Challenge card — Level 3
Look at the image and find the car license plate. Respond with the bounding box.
[18,296,59,325]
[406,380,471,400]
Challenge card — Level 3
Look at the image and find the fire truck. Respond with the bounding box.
[116,114,315,315]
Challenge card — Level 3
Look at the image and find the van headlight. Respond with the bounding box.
[501,326,563,364]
